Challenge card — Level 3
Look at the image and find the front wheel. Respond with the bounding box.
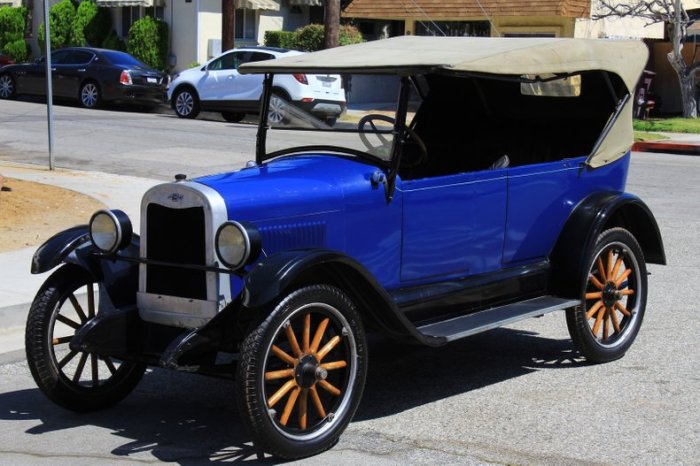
[25,265,146,412]
[236,285,367,459]
[173,87,200,119]
[566,228,647,363]
[79,81,101,108]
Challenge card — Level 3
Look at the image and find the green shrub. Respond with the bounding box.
[38,0,77,50]
[0,6,28,61]
[2,38,29,62]
[85,7,111,47]
[339,24,364,46]
[264,30,295,49]
[70,0,97,46]
[293,23,325,52]
[101,29,125,51]
[185,61,200,69]
[127,16,168,70]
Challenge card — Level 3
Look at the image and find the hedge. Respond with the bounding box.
[70,0,97,46]
[264,30,295,49]
[264,24,364,52]
[0,6,28,62]
[38,0,76,50]
[102,29,125,51]
[127,16,168,70]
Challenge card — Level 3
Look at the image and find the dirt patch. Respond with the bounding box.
[0,177,105,253]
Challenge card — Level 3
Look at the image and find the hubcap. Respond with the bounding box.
[176,92,193,116]
[0,76,13,98]
[268,96,286,124]
[82,84,98,107]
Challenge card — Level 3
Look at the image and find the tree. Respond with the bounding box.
[38,0,77,50]
[222,0,234,51]
[324,0,340,49]
[595,0,698,117]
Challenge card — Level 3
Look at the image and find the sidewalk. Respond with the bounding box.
[632,132,700,155]
[0,162,160,355]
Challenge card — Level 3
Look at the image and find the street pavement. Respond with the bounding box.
[0,101,698,464]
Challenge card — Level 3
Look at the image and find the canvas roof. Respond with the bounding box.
[240,36,648,167]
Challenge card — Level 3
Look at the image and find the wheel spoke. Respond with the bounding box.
[310,385,326,418]
[589,274,605,290]
[286,322,302,357]
[320,360,347,371]
[57,349,78,369]
[303,313,311,353]
[103,356,117,375]
[268,379,297,408]
[611,256,624,283]
[615,269,632,288]
[619,289,635,296]
[610,307,622,333]
[596,257,607,281]
[87,283,95,318]
[91,354,99,387]
[316,335,341,361]
[591,306,606,336]
[52,336,73,345]
[614,301,631,317]
[585,291,602,300]
[280,387,300,426]
[310,317,330,353]
[271,344,296,366]
[73,352,89,382]
[265,368,294,381]
[67,294,88,323]
[602,310,610,341]
[586,300,604,320]
[318,379,341,396]
[606,250,615,280]
[56,314,81,331]
[299,388,308,430]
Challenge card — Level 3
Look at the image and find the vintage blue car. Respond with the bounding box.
[25,36,665,459]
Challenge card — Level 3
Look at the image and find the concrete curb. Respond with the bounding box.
[632,140,700,155]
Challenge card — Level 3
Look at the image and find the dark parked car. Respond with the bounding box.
[0,47,168,108]
[25,37,665,460]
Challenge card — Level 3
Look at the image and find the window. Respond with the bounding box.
[208,52,241,70]
[415,21,490,37]
[65,51,95,65]
[51,50,73,65]
[235,9,256,39]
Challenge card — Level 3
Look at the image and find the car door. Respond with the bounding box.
[398,168,508,283]
[198,51,264,107]
[54,50,94,99]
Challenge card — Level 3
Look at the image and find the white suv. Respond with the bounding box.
[167,46,346,124]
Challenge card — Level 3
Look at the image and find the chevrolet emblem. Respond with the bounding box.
[167,193,184,202]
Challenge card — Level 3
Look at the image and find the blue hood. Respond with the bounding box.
[195,155,380,222]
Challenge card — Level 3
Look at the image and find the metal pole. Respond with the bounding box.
[43,0,54,170]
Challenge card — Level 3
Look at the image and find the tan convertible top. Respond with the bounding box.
[241,36,649,167]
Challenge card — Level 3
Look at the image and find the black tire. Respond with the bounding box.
[236,285,367,459]
[173,87,200,119]
[79,81,101,108]
[0,73,16,99]
[25,265,146,412]
[566,228,647,363]
[222,111,245,123]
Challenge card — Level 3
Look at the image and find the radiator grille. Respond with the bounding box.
[145,204,207,300]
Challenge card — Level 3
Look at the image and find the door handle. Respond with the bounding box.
[77,69,86,72]
[51,68,56,71]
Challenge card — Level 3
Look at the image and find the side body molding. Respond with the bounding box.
[242,249,445,346]
[550,191,666,298]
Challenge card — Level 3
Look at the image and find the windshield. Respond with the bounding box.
[264,74,419,163]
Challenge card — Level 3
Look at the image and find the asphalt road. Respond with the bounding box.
[0,100,698,465]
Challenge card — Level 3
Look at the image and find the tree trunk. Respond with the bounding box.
[324,0,340,49]
[675,70,697,118]
[222,0,235,52]
[667,0,696,118]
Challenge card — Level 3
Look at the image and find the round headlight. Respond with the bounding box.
[215,221,261,270]
[88,209,132,254]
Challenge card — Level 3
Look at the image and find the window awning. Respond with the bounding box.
[235,0,280,10]
[96,0,164,6]
[288,0,322,5]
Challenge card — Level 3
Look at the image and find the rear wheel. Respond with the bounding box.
[566,228,647,363]
[25,265,146,412]
[0,73,16,99]
[173,87,200,119]
[268,93,289,125]
[236,285,367,459]
[79,81,101,108]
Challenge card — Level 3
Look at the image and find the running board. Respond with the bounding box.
[417,296,580,342]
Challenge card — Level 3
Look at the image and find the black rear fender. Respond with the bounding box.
[550,192,665,298]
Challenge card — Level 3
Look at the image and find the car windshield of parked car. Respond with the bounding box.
[102,51,147,68]
[264,74,419,163]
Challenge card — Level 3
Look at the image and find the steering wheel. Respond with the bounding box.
[357,114,427,167]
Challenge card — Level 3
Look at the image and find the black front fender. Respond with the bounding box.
[242,249,444,346]
[31,225,92,275]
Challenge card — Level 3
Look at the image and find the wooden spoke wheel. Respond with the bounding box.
[236,285,367,459]
[567,228,647,363]
[25,265,146,412]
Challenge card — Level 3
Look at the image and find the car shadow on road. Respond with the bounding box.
[0,327,585,463]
